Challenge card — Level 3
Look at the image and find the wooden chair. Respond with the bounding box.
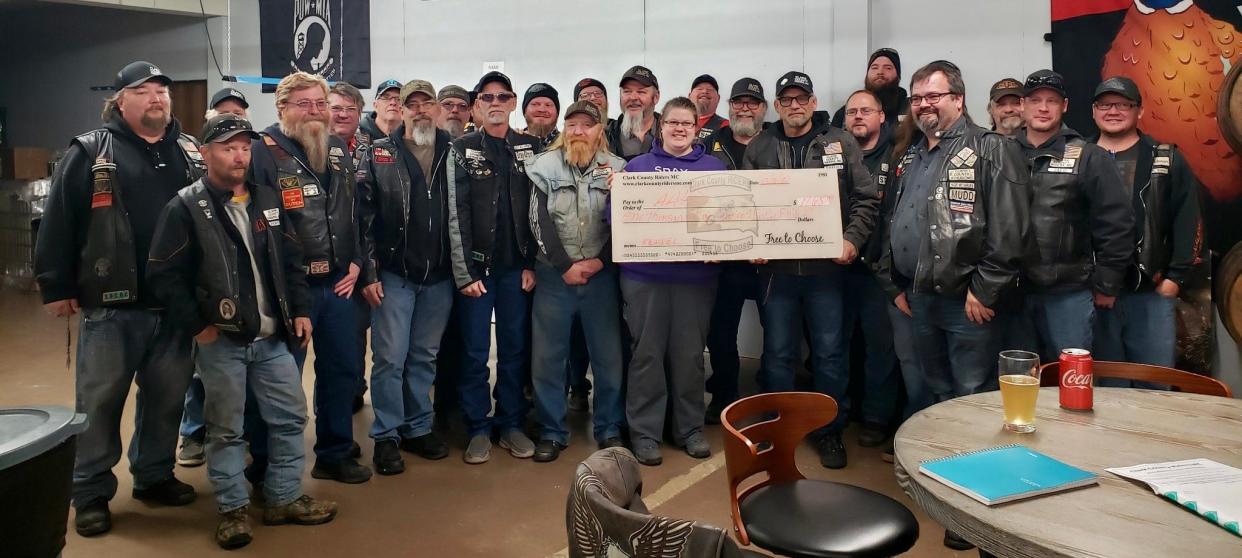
[1037,361,1233,397]
[720,392,919,558]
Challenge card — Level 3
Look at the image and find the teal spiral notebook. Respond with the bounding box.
[919,444,1098,505]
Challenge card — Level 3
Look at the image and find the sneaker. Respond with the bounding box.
[634,439,662,466]
[533,440,565,463]
[74,500,111,537]
[943,530,975,550]
[262,494,337,526]
[373,439,405,476]
[400,432,449,460]
[857,422,888,448]
[597,437,625,450]
[498,430,535,459]
[133,476,197,506]
[463,434,492,464]
[177,437,205,467]
[682,432,711,459]
[311,458,372,484]
[567,391,590,412]
[816,433,847,470]
[216,506,252,550]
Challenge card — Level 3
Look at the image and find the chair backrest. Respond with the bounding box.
[1038,361,1233,397]
[719,392,837,545]
[566,447,751,558]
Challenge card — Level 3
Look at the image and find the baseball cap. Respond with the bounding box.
[775,71,814,96]
[1023,69,1067,98]
[574,78,607,100]
[474,71,514,94]
[564,100,602,124]
[1093,76,1142,105]
[729,78,766,102]
[210,87,249,109]
[438,85,469,103]
[989,78,1024,102]
[201,114,260,144]
[400,80,436,104]
[115,61,172,90]
[691,74,719,91]
[620,65,659,89]
[375,79,402,98]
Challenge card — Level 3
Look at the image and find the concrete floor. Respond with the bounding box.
[0,290,972,557]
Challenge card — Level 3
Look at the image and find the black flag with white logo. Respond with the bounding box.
[259,0,371,92]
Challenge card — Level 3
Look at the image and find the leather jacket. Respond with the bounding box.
[446,127,542,288]
[741,112,880,277]
[357,125,452,286]
[249,126,361,280]
[876,119,1031,307]
[1016,125,1133,295]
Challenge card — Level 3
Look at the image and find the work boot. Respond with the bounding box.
[682,432,711,459]
[74,500,111,537]
[133,477,197,506]
[216,506,252,550]
[816,432,847,470]
[400,432,449,460]
[311,458,372,484]
[634,439,662,466]
[373,440,404,476]
[262,495,337,526]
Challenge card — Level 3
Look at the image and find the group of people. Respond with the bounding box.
[34,45,1204,550]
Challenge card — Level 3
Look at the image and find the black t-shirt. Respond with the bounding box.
[483,133,521,270]
[787,130,817,168]
[1109,143,1140,191]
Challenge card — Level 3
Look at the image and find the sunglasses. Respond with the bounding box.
[478,92,516,104]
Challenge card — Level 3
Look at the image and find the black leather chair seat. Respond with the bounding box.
[739,479,919,558]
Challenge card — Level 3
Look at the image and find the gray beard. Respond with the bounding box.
[410,120,436,146]
[440,119,465,138]
[620,111,647,139]
[730,117,760,138]
[996,115,1023,134]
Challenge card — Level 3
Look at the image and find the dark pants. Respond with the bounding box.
[841,266,900,426]
[457,267,530,436]
[567,317,591,396]
[760,272,848,433]
[706,265,762,410]
[910,292,1003,399]
[353,291,371,399]
[1015,288,1095,363]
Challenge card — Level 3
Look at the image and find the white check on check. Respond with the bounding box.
[610,169,844,263]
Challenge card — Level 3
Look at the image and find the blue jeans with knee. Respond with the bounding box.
[531,264,624,445]
[198,335,307,512]
[910,292,1003,399]
[1023,288,1095,363]
[72,307,193,506]
[842,266,900,426]
[887,300,932,418]
[368,272,454,441]
[1095,290,1176,388]
[759,272,848,433]
[180,371,206,441]
[457,267,530,437]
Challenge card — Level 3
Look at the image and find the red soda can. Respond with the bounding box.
[1059,348,1093,411]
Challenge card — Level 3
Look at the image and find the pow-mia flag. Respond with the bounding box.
[259,0,371,92]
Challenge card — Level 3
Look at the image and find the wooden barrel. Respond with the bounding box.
[1217,243,1242,345]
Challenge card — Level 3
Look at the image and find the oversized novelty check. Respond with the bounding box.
[611,168,844,263]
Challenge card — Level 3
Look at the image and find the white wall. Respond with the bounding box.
[0,3,208,150]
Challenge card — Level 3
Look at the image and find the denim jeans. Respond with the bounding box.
[841,266,900,426]
[531,264,624,445]
[368,272,454,441]
[567,317,591,395]
[353,291,372,399]
[706,264,762,410]
[72,307,193,506]
[1095,290,1176,388]
[887,301,932,418]
[1023,289,1095,363]
[457,267,530,436]
[198,335,307,512]
[759,272,848,433]
[180,371,206,441]
[909,292,1003,399]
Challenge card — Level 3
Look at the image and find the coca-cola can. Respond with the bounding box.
[1059,348,1093,411]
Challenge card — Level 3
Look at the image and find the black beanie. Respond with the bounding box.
[522,83,560,114]
[868,47,901,77]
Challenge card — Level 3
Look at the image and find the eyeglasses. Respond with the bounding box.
[845,107,879,117]
[329,105,359,114]
[776,95,811,107]
[909,91,954,106]
[377,94,401,104]
[440,101,469,112]
[729,99,762,110]
[478,92,516,104]
[1093,101,1138,111]
[287,99,328,111]
[405,100,438,110]
[578,91,605,100]
[662,120,696,130]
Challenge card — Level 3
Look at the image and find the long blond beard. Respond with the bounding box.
[282,118,330,173]
[564,137,599,168]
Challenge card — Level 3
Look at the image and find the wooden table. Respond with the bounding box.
[893,387,1242,558]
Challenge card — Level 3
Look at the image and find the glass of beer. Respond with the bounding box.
[999,350,1041,433]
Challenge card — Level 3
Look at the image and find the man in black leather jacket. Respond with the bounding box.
[357,79,456,475]
[1089,76,1204,373]
[446,71,541,464]
[876,61,1031,401]
[1012,70,1133,362]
